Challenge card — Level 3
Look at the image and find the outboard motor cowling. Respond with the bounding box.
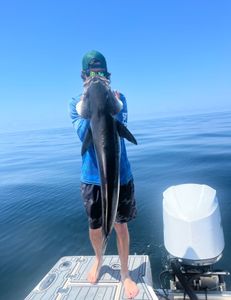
[161,184,229,299]
[163,183,224,266]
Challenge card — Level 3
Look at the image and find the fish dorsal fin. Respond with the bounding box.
[116,120,137,145]
[81,128,93,156]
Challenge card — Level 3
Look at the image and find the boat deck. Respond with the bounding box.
[25,255,158,300]
[25,254,231,299]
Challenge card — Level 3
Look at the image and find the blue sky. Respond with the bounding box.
[0,0,230,132]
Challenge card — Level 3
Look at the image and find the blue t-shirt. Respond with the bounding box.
[69,93,133,185]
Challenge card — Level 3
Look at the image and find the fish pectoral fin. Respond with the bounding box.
[116,120,138,145]
[81,128,93,155]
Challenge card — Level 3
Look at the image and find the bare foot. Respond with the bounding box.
[87,258,102,284]
[122,275,139,299]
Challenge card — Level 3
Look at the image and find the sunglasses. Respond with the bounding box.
[89,71,106,77]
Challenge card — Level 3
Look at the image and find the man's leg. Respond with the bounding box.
[114,223,139,298]
[81,184,104,283]
[87,227,104,283]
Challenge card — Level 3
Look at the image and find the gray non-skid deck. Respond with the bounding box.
[25,255,158,300]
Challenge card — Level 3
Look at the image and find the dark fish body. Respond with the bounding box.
[81,77,137,244]
[92,112,120,239]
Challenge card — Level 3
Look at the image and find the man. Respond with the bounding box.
[69,50,139,299]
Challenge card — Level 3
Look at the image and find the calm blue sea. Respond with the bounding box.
[1,111,231,300]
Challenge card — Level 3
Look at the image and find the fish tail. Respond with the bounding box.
[101,234,109,257]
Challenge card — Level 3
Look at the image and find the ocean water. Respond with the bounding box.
[1,110,231,299]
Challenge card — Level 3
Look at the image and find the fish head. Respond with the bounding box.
[82,76,117,117]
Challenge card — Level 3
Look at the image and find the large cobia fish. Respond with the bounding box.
[80,76,137,250]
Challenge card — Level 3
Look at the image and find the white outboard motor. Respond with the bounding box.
[162,184,228,299]
[163,183,224,266]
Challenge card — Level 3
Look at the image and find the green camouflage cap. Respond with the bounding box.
[82,50,107,71]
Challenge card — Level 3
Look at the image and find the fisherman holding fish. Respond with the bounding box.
[69,50,139,299]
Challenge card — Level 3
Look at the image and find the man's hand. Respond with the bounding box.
[76,95,84,116]
[114,90,121,101]
[113,90,123,114]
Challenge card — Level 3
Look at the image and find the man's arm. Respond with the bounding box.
[115,92,128,126]
[69,97,90,142]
